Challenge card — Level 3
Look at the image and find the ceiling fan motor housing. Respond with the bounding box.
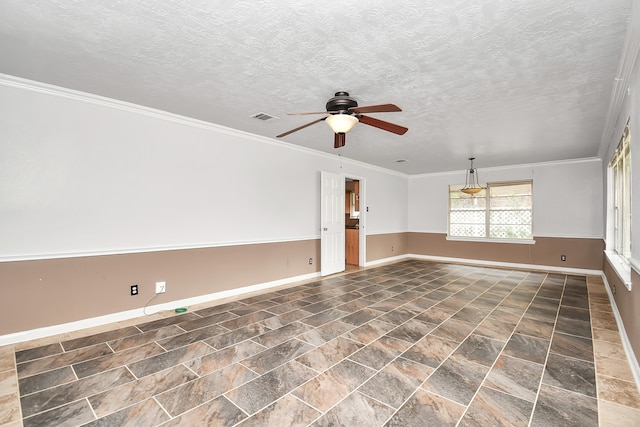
[326,91,358,113]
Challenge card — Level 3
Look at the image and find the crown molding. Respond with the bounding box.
[408,157,602,179]
[598,0,640,158]
[0,73,408,179]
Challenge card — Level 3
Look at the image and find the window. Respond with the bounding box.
[609,122,631,260]
[449,181,533,240]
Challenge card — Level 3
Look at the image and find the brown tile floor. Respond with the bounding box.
[1,260,640,426]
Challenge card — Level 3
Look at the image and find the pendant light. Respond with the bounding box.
[460,157,486,195]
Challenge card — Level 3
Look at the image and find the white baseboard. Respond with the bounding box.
[0,271,320,346]
[408,254,603,276]
[364,254,411,267]
[0,254,625,359]
[600,274,640,393]
[376,253,639,390]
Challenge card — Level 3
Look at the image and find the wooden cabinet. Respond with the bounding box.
[353,180,360,211]
[345,191,351,214]
[346,229,359,265]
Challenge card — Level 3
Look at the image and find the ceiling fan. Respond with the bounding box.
[276,91,408,148]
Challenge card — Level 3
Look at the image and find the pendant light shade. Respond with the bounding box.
[325,114,358,134]
[460,157,486,195]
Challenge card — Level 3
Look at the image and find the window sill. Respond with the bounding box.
[446,236,536,245]
[605,250,632,291]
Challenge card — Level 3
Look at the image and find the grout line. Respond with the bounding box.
[7,262,623,426]
[589,275,605,426]
[12,345,23,425]
[287,272,443,422]
[454,270,543,424]
[526,272,565,427]
[361,269,518,423]
[152,395,173,420]
[288,393,324,424]
[85,396,98,421]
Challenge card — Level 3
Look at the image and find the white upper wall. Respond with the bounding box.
[0,77,408,261]
[408,158,604,239]
[0,76,606,262]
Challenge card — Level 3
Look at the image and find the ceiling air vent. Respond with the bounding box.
[251,112,279,121]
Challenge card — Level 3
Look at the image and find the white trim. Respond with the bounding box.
[446,236,536,245]
[0,253,620,349]
[409,157,602,179]
[2,229,576,264]
[0,271,320,346]
[631,258,640,275]
[0,74,409,179]
[408,254,603,276]
[365,254,411,267]
[604,250,633,291]
[531,234,604,240]
[365,253,602,276]
[367,229,407,236]
[0,236,320,263]
[409,230,603,240]
[600,273,640,394]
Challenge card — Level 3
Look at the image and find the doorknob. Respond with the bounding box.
[323,227,328,231]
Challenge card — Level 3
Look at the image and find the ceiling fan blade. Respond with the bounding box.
[334,133,346,148]
[276,118,326,138]
[358,115,408,135]
[350,103,402,114]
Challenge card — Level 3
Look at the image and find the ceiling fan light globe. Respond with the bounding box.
[326,114,358,134]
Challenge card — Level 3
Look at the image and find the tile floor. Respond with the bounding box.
[1,260,640,426]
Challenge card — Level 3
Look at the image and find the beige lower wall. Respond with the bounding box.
[1,232,608,338]
[366,232,408,262]
[407,232,604,270]
[603,261,640,365]
[0,239,320,336]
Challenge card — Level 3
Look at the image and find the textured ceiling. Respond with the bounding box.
[0,0,632,174]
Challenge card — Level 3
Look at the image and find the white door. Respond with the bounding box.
[321,171,345,276]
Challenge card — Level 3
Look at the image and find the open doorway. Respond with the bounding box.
[320,172,365,276]
[345,177,364,267]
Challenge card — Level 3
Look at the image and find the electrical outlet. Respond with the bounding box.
[308,258,313,265]
[130,284,138,296]
[613,284,617,295]
[155,281,166,294]
[391,246,394,252]
[561,255,566,261]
